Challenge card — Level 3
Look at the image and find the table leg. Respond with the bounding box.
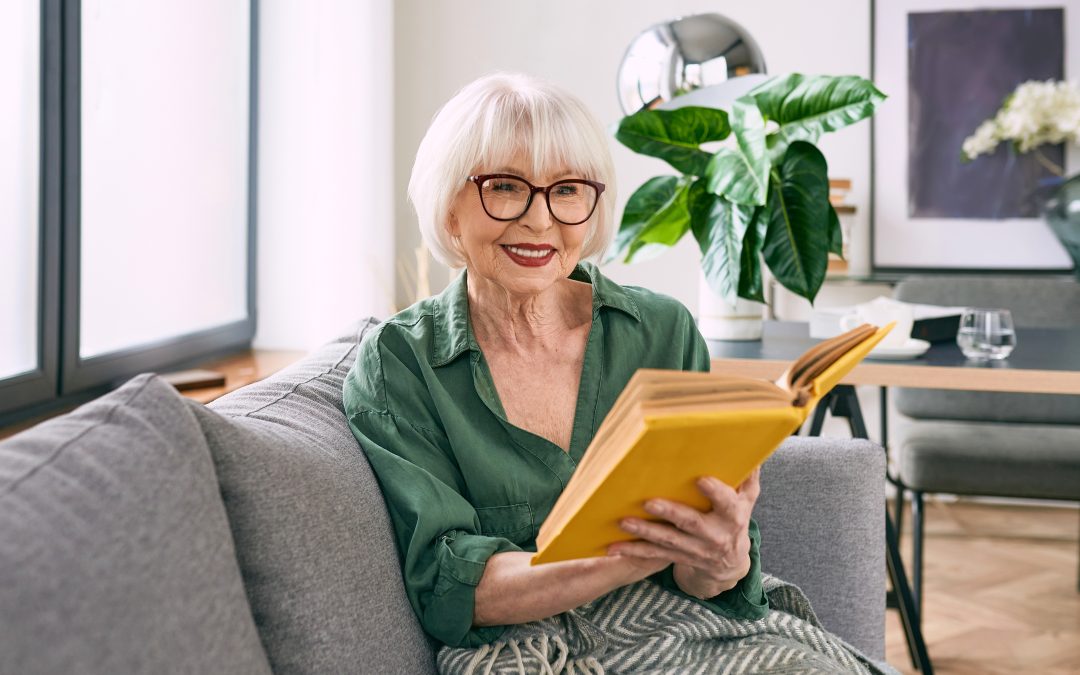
[813,386,934,674]
[880,386,907,535]
[887,510,933,673]
[880,386,889,450]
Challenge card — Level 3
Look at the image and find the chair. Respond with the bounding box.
[891,275,1080,614]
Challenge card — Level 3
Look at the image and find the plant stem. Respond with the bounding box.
[1032,149,1064,177]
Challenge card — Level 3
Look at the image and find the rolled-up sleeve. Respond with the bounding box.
[344,332,521,647]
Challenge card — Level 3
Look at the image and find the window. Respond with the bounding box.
[0,0,256,423]
[1,0,41,382]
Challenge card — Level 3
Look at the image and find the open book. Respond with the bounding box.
[531,322,893,565]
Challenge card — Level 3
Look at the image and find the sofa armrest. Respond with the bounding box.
[754,436,886,660]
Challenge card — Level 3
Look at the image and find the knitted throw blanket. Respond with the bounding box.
[437,576,896,675]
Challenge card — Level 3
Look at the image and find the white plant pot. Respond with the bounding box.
[697,273,764,341]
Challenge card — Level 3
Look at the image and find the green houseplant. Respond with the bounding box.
[608,74,886,305]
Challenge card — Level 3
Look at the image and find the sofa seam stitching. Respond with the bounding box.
[234,318,378,420]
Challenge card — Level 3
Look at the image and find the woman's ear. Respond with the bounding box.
[447,212,460,237]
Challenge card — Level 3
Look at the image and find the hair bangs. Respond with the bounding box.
[473,91,601,183]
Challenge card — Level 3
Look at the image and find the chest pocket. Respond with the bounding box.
[475,502,534,544]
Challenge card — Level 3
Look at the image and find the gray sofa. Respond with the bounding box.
[0,318,887,674]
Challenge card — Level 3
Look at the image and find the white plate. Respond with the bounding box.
[868,338,931,360]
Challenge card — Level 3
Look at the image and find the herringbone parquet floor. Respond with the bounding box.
[884,498,1080,675]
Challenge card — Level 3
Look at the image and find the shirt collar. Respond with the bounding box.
[430,262,641,367]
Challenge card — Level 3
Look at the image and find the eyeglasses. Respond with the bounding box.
[467,174,606,225]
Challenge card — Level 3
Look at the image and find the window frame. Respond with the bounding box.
[0,0,258,423]
[60,0,259,395]
[0,0,61,419]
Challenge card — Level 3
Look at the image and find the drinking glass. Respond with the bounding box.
[956,308,1017,360]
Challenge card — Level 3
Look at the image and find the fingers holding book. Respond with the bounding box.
[607,469,760,597]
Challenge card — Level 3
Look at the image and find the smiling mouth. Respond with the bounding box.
[500,244,557,267]
[502,244,555,258]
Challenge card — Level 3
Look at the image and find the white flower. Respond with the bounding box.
[962,120,1000,159]
[961,79,1080,165]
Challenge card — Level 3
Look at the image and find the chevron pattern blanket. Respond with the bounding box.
[437,576,895,674]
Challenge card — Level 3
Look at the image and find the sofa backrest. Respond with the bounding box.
[203,317,887,663]
[198,318,436,674]
[893,275,1080,424]
[0,374,271,675]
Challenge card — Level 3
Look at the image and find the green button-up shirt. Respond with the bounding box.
[343,262,767,648]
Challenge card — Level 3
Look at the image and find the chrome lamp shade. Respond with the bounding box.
[616,13,767,115]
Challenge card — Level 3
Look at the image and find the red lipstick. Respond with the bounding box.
[501,244,556,267]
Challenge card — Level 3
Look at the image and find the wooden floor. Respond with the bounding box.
[884,498,1080,675]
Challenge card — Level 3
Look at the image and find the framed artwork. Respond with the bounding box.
[872,0,1079,271]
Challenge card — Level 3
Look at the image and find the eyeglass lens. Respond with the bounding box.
[477,176,598,224]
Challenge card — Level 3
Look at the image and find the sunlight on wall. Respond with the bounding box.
[255,0,395,350]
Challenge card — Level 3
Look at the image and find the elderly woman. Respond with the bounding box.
[344,73,888,674]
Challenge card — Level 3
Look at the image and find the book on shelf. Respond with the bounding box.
[531,322,893,565]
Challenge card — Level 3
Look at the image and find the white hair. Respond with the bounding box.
[407,72,617,268]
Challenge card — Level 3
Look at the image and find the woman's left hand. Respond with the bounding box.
[608,467,761,599]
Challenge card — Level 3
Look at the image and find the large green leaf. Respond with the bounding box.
[607,175,693,263]
[748,74,886,160]
[615,107,731,176]
[689,183,756,300]
[762,141,831,301]
[703,99,770,206]
[606,176,678,263]
[631,180,692,257]
[827,204,844,257]
[738,208,768,302]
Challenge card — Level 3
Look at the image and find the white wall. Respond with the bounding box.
[393,0,872,310]
[255,0,395,350]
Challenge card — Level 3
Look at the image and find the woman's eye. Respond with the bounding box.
[555,185,580,196]
[490,181,522,193]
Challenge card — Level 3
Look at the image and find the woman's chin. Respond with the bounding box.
[475,254,577,296]
[496,275,560,297]
[478,267,561,298]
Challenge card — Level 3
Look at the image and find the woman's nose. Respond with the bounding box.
[519,192,554,231]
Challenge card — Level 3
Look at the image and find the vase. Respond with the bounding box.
[1043,174,1080,279]
[697,272,764,341]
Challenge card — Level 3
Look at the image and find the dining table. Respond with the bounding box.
[706,320,1080,675]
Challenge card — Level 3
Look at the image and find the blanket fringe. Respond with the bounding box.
[460,634,603,674]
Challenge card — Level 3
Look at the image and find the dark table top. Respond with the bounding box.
[706,321,1080,394]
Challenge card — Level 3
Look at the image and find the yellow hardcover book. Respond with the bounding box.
[531,322,893,566]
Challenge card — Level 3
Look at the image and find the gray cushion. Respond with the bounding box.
[893,275,1080,328]
[755,437,886,660]
[898,420,1080,500]
[0,374,271,675]
[893,389,1080,425]
[196,318,436,674]
[893,275,1080,425]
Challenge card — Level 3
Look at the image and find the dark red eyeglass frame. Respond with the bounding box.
[467,173,606,225]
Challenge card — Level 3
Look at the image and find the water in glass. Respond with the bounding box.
[956,308,1016,360]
